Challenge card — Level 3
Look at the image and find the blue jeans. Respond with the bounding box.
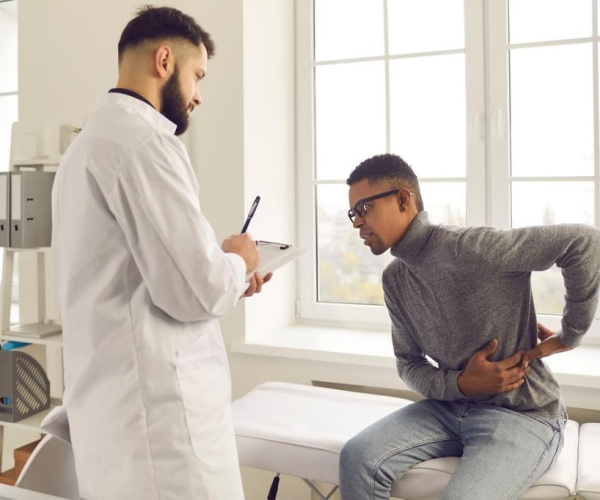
[339,399,565,500]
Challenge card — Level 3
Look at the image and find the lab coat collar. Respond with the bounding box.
[96,91,178,135]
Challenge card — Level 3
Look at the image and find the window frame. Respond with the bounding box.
[296,0,600,342]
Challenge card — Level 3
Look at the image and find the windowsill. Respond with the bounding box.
[232,324,397,368]
[231,324,600,398]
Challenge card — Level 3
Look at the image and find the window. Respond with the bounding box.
[0,0,18,171]
[297,0,600,337]
[0,0,18,322]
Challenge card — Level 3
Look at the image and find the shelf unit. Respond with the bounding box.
[0,154,62,471]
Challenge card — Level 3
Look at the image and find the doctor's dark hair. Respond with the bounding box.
[118,5,215,61]
[347,153,425,212]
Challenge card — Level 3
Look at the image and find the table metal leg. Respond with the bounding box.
[301,478,338,500]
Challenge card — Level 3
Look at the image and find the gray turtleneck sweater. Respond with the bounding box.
[383,212,600,418]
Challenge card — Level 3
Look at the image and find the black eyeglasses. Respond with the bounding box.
[347,189,400,223]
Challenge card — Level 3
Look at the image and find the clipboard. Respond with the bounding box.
[247,240,306,279]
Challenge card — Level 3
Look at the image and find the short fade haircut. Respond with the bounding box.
[347,153,424,212]
[118,5,215,62]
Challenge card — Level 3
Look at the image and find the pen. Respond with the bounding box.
[241,195,261,233]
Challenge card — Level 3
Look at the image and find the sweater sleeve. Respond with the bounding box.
[457,224,600,347]
[384,287,466,400]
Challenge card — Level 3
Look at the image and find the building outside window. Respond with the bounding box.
[296,0,600,340]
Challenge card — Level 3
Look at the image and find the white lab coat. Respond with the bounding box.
[43,93,248,500]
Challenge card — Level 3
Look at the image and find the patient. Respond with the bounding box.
[339,153,600,500]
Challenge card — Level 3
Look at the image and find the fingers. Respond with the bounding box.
[242,276,258,297]
[521,352,533,369]
[253,273,265,294]
[477,338,498,358]
[492,362,529,392]
[537,322,555,341]
[497,349,526,369]
[504,377,527,392]
[241,272,273,298]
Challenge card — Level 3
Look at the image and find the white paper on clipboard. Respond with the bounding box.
[246,240,306,280]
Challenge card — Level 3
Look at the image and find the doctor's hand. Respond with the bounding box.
[222,233,259,273]
[520,322,572,369]
[242,272,273,298]
[457,339,529,397]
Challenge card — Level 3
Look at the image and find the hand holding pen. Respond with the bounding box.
[221,195,272,296]
[221,195,262,272]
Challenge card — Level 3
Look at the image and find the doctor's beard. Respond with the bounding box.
[161,65,189,136]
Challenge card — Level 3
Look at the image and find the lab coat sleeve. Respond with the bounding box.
[94,135,247,322]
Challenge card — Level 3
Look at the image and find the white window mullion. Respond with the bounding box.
[594,0,600,229]
[383,0,391,153]
[485,0,511,229]
[594,0,600,325]
[295,0,318,320]
[464,0,486,226]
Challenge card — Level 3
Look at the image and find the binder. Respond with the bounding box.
[10,171,56,248]
[0,173,10,247]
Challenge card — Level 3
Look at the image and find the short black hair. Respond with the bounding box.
[347,153,424,212]
[118,5,215,61]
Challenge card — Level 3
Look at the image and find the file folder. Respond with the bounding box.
[0,172,10,247]
[10,171,55,248]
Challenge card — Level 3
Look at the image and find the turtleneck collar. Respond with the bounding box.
[390,211,436,263]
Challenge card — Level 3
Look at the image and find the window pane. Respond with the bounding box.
[531,267,565,316]
[420,181,466,225]
[314,0,384,61]
[316,184,390,305]
[315,61,386,179]
[0,1,18,93]
[511,181,594,227]
[509,0,591,44]
[0,95,18,171]
[388,0,464,55]
[512,181,575,317]
[510,44,593,177]
[389,54,466,178]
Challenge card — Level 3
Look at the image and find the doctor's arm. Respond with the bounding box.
[106,162,251,322]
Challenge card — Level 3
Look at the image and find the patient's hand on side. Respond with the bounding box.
[458,338,529,397]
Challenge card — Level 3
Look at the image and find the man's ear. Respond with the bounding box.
[154,45,173,78]
[398,188,411,212]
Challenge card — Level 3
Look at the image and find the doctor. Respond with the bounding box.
[45,6,269,499]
